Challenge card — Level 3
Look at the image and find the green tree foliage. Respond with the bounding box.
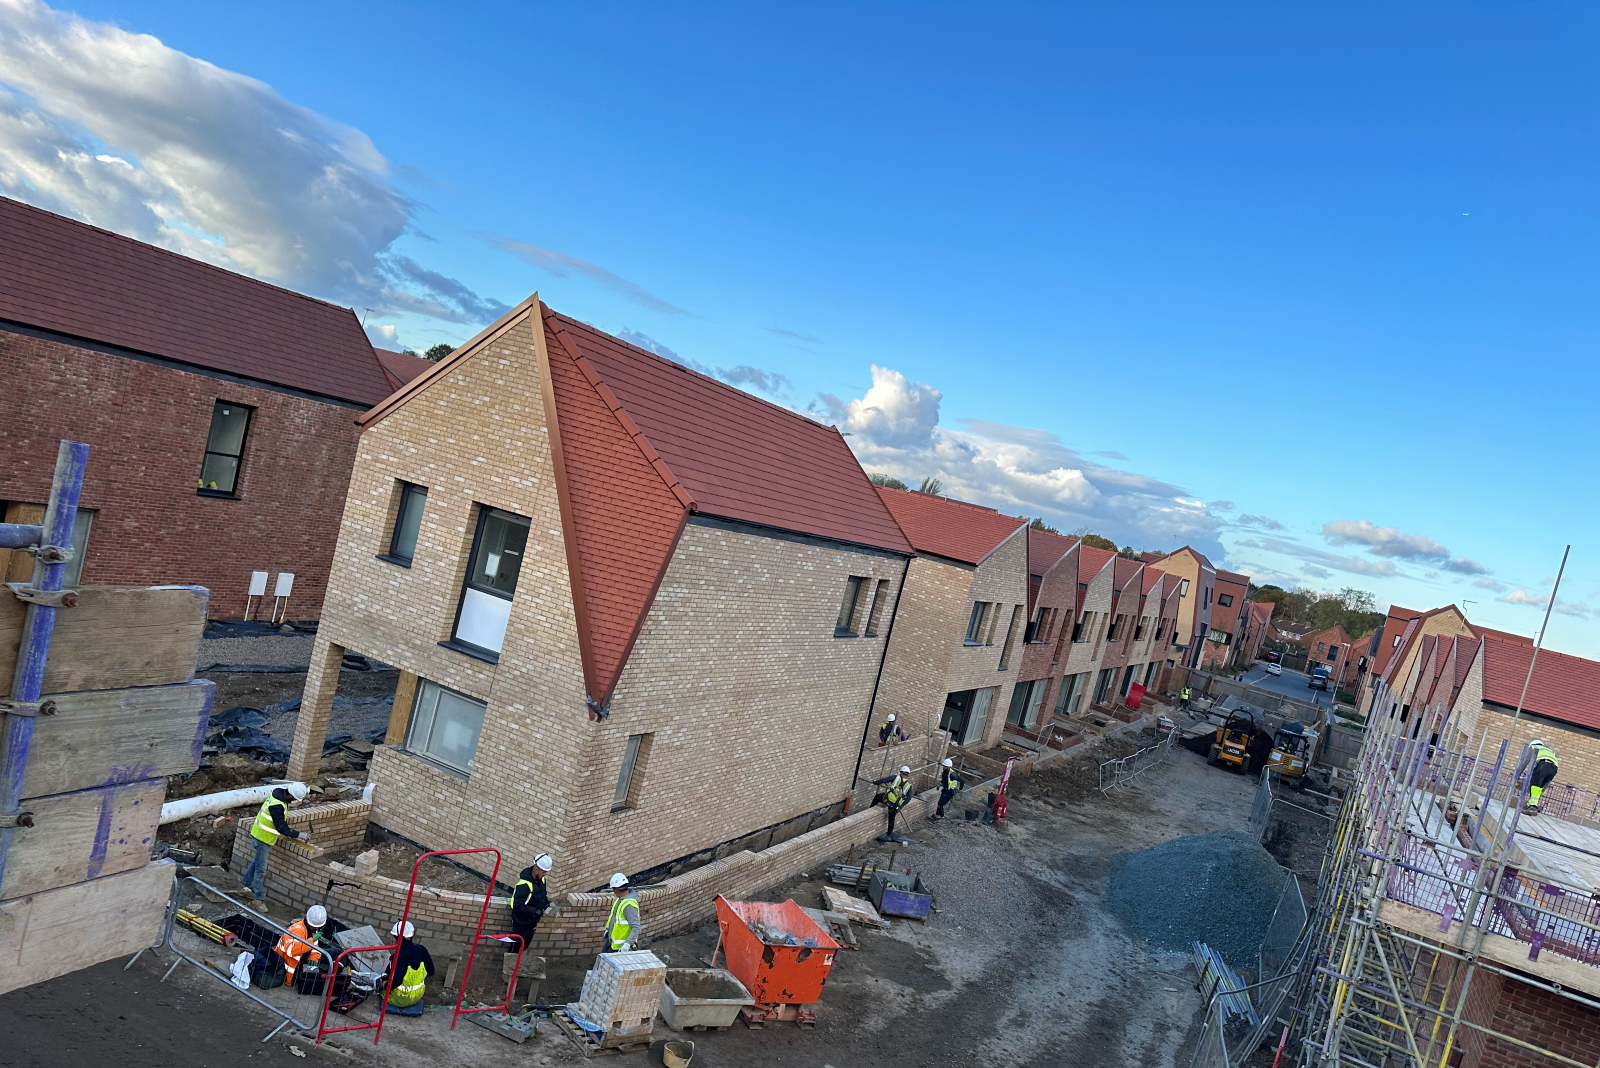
[1029,517,1060,534]
[1070,526,1119,552]
[868,473,909,490]
[917,477,944,496]
[423,343,455,361]
[1250,583,1383,639]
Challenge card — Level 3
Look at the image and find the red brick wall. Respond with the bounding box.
[0,328,362,619]
[1470,974,1600,1067]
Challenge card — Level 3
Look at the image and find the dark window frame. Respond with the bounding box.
[444,505,531,663]
[403,677,488,778]
[964,602,990,645]
[379,482,429,567]
[836,576,867,637]
[196,400,255,498]
[863,578,891,636]
[612,732,653,811]
[1217,593,1234,608]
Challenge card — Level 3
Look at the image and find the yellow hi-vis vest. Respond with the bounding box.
[1181,687,1191,700]
[607,894,638,951]
[250,796,287,846]
[886,775,911,807]
[943,768,961,792]
[389,961,427,1007]
[1535,745,1559,768]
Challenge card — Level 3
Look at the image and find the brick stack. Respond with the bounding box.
[572,950,666,1046]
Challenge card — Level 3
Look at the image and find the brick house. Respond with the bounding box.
[284,296,915,894]
[1198,568,1251,670]
[870,488,1028,751]
[1304,623,1358,690]
[0,197,429,618]
[1361,604,1475,717]
[1009,528,1083,738]
[1236,599,1275,666]
[1142,546,1216,668]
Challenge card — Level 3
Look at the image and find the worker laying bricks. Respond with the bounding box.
[241,782,310,906]
[935,758,966,820]
[874,765,915,842]
[382,920,435,1017]
[274,904,328,989]
[1515,739,1560,813]
[605,873,641,953]
[512,853,553,951]
[878,713,908,747]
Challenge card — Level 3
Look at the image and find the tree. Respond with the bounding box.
[917,477,944,496]
[1070,527,1118,552]
[423,343,454,361]
[1116,546,1141,559]
[868,473,909,490]
[1029,517,1059,534]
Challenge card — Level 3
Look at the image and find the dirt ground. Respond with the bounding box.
[2,740,1292,1068]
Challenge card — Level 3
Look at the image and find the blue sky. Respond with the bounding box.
[2,1,1596,652]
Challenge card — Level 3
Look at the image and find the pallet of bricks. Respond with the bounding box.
[0,441,212,996]
[555,950,666,1055]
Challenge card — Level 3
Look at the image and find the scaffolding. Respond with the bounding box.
[1293,674,1600,1067]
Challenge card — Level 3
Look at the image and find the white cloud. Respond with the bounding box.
[1321,518,1489,576]
[1238,537,1399,578]
[1238,513,1285,531]
[1498,587,1591,619]
[1474,577,1508,593]
[618,328,789,396]
[822,366,1221,555]
[367,323,398,344]
[0,0,502,333]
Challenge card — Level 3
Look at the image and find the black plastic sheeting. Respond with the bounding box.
[205,703,387,763]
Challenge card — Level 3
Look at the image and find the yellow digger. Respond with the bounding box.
[1266,720,1317,786]
[1207,708,1257,773]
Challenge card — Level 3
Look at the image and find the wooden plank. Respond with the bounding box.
[0,859,174,996]
[9,679,212,799]
[0,779,165,899]
[0,584,208,694]
[0,502,44,584]
[386,669,417,745]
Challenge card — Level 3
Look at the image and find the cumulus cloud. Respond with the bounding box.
[763,326,820,343]
[617,329,788,396]
[485,235,686,316]
[1321,518,1489,577]
[0,0,503,334]
[1237,538,1399,578]
[822,366,1221,555]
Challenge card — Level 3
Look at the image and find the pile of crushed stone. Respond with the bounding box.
[1106,830,1289,965]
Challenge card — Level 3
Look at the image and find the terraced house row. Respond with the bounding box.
[284,296,1241,893]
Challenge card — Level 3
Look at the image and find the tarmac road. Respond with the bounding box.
[1237,663,1331,708]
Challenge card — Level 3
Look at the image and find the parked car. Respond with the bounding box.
[1263,650,1281,664]
[1265,662,1283,676]
[1308,665,1331,691]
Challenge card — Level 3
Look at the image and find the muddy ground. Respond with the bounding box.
[3,739,1302,1068]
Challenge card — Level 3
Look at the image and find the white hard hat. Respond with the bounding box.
[900,765,911,774]
[286,782,309,802]
[390,920,415,939]
[534,853,553,872]
[942,758,954,768]
[1531,739,1546,747]
[306,904,327,928]
[886,714,896,722]
[609,872,629,889]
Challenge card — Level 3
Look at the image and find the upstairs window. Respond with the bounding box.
[1133,617,1147,641]
[1217,593,1234,608]
[998,605,1023,669]
[450,506,530,659]
[836,576,867,636]
[1179,579,1190,597]
[612,733,653,811]
[1071,611,1090,643]
[384,482,428,565]
[863,579,891,636]
[198,401,253,496]
[965,602,992,645]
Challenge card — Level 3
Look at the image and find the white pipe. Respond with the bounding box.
[159,782,307,826]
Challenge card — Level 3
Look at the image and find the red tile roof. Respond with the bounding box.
[1472,624,1533,647]
[374,348,436,390]
[1248,601,1275,624]
[1078,545,1116,584]
[1140,566,1166,594]
[0,196,395,405]
[1112,556,1142,590]
[875,487,1022,565]
[1480,635,1600,731]
[1028,528,1078,577]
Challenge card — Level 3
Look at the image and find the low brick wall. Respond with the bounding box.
[232,792,932,958]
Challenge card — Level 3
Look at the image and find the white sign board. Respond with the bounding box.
[247,571,269,596]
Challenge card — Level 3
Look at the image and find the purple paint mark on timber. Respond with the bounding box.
[1530,931,1544,961]
[189,680,215,764]
[86,787,116,879]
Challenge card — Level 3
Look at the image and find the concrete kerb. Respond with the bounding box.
[234,792,936,959]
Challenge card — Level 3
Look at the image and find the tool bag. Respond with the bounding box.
[251,953,286,990]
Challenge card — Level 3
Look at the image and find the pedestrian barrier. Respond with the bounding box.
[1098,727,1179,793]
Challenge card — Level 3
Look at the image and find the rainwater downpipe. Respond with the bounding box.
[848,554,914,802]
[0,441,90,891]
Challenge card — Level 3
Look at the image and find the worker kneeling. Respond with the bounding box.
[274,904,329,992]
[1518,739,1560,814]
[604,873,641,954]
[383,920,435,1017]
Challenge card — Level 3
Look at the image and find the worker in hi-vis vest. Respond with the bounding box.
[241,782,309,904]
[878,713,909,747]
[382,920,435,1016]
[1179,686,1192,708]
[874,765,915,841]
[935,757,966,820]
[605,873,641,953]
[1515,740,1560,814]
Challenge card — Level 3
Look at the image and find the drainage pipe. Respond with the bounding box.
[159,782,308,825]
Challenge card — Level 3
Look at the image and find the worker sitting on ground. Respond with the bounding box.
[511,853,553,952]
[1515,739,1560,814]
[874,765,915,841]
[935,758,965,820]
[605,873,642,954]
[878,713,909,747]
[382,920,435,1016]
[274,903,329,988]
[241,782,310,906]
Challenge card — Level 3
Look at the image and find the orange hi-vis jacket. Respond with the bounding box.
[274,919,324,982]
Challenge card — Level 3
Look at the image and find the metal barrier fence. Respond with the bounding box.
[1098,727,1179,793]
[1248,767,1273,840]
[1189,876,1310,1068]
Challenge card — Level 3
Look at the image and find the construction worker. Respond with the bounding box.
[511,853,553,951]
[241,782,310,904]
[1515,739,1560,813]
[878,713,909,747]
[874,765,915,842]
[1179,685,1192,710]
[935,758,965,820]
[605,873,641,953]
[382,920,435,1017]
[274,903,328,987]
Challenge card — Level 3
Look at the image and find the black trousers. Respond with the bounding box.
[885,803,902,837]
[1532,759,1558,790]
[937,788,957,816]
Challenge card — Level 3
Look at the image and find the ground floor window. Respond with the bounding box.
[1055,673,1085,718]
[405,679,488,775]
[1005,678,1048,731]
[941,686,995,746]
[1143,662,1157,687]
[1093,668,1116,705]
[1120,666,1137,697]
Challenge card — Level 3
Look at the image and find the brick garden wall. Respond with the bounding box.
[0,327,362,619]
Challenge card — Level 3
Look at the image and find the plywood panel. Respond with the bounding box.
[0,584,208,693]
[0,780,165,899]
[9,679,213,799]
[0,859,174,996]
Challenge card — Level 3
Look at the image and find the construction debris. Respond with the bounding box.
[820,885,886,928]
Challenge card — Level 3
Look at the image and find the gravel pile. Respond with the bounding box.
[198,633,315,671]
[1105,829,1288,965]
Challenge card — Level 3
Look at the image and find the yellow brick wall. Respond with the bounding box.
[873,554,976,739]
[943,526,1028,749]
